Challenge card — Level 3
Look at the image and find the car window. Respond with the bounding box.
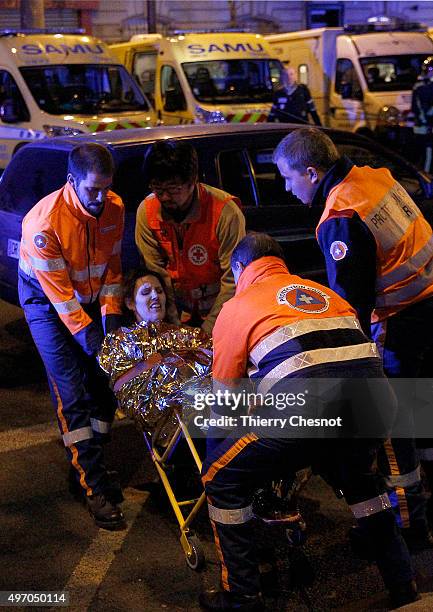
[0,148,67,214]
[218,147,300,207]
[250,148,297,205]
[337,143,422,199]
[217,149,256,205]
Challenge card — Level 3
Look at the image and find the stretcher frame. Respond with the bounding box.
[142,406,207,570]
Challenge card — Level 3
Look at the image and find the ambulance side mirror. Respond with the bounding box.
[0,98,23,124]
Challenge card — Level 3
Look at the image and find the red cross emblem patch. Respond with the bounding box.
[188,244,208,266]
[277,284,330,314]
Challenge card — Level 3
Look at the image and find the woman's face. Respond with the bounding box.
[128,275,167,323]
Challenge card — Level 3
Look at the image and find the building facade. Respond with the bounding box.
[0,1,432,42]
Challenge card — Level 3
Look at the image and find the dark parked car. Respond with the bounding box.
[0,123,432,304]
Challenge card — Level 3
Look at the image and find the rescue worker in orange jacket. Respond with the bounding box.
[135,140,246,336]
[273,127,433,550]
[200,233,417,611]
[18,143,125,530]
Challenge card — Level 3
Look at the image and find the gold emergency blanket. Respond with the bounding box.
[98,322,212,442]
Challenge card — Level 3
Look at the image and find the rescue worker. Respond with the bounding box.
[273,127,433,549]
[411,56,433,173]
[267,64,321,125]
[19,143,125,530]
[135,140,246,335]
[200,233,417,611]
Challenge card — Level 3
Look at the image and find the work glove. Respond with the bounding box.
[75,322,104,356]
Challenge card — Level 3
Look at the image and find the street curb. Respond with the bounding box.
[399,593,433,609]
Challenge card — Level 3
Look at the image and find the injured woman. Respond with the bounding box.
[98,267,212,445]
[98,268,306,568]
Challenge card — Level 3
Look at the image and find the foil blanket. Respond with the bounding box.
[98,321,212,443]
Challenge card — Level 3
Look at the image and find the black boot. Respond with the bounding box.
[199,588,264,611]
[86,493,126,531]
[389,579,419,608]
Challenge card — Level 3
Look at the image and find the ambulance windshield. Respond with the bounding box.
[360,54,431,92]
[20,63,149,114]
[183,59,283,103]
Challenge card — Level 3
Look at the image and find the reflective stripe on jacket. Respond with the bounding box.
[145,183,238,315]
[316,165,433,321]
[212,256,378,386]
[20,182,124,335]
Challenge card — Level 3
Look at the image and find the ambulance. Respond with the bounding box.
[110,31,284,125]
[266,19,433,139]
[0,29,156,170]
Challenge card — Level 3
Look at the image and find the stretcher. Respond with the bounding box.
[142,405,207,570]
[98,321,213,570]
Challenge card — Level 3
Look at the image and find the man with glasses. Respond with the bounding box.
[135,139,246,335]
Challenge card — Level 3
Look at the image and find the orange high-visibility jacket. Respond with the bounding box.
[145,183,239,315]
[20,182,124,336]
[316,165,433,322]
[212,256,372,385]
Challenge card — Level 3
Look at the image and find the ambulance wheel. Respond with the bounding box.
[185,535,205,571]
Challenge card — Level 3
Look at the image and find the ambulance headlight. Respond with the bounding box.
[377,106,400,126]
[43,125,85,137]
[194,106,226,124]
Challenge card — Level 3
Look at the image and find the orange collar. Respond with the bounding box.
[236,257,289,295]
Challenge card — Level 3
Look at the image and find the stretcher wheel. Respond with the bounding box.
[185,535,205,571]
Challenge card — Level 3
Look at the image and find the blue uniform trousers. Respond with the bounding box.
[202,435,414,596]
[19,272,116,496]
[372,296,433,530]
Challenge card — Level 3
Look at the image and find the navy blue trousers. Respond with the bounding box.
[203,436,414,596]
[19,272,116,496]
[372,296,433,530]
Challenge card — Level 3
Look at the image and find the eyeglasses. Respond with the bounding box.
[149,182,189,197]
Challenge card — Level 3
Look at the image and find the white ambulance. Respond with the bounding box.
[0,29,156,169]
[266,21,433,138]
[110,31,284,125]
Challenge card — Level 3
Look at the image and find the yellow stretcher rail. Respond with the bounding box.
[143,407,207,570]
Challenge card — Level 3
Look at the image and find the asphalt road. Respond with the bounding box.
[1,299,433,612]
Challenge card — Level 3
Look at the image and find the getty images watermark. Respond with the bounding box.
[192,389,343,431]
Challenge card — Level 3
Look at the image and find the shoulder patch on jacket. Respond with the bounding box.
[33,232,49,250]
[330,240,348,261]
[277,284,330,314]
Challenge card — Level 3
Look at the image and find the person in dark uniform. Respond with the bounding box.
[274,127,433,551]
[199,233,417,612]
[412,56,433,173]
[268,64,321,125]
